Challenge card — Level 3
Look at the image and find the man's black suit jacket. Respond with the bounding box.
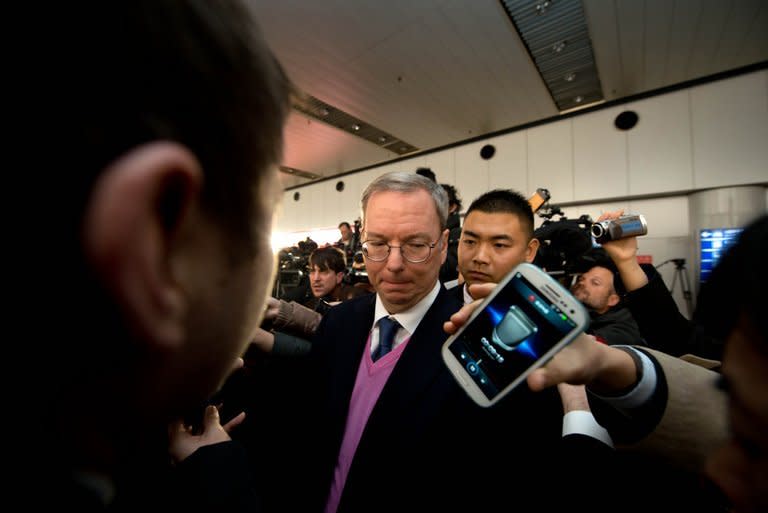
[257,286,615,513]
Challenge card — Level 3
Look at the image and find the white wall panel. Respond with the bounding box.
[488,131,528,196]
[692,70,768,188]
[627,90,693,195]
[528,120,574,202]
[425,150,456,185]
[573,105,629,200]
[454,141,490,211]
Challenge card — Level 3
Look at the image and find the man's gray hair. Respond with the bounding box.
[361,171,449,230]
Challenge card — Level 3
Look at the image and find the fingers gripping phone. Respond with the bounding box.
[442,263,588,407]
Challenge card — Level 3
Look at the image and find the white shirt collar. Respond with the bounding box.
[373,280,441,336]
[462,283,474,305]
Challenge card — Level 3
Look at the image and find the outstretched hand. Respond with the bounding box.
[168,404,246,463]
[443,281,638,395]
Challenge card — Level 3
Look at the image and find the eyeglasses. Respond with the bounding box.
[362,239,440,263]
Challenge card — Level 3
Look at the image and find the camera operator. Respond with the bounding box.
[337,220,362,260]
[570,248,645,346]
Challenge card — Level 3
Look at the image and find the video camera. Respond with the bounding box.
[531,198,594,287]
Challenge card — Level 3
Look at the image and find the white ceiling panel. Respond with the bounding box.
[246,0,768,186]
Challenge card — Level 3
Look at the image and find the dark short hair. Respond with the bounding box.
[441,184,463,211]
[338,222,351,230]
[577,247,625,296]
[415,167,437,182]
[310,246,347,274]
[30,0,291,398]
[42,0,291,258]
[464,189,535,239]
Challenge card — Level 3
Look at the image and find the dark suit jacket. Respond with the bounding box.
[257,285,615,513]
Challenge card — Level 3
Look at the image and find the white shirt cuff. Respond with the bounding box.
[562,410,614,448]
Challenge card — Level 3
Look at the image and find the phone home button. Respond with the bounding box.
[466,361,479,376]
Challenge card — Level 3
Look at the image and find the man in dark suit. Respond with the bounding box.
[257,173,613,513]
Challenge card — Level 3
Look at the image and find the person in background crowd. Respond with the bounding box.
[415,166,437,182]
[439,183,463,283]
[570,247,645,346]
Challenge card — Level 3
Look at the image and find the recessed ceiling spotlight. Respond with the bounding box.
[399,146,407,152]
[574,95,583,103]
[564,72,576,82]
[535,1,550,15]
[351,124,361,131]
[552,40,567,53]
[378,136,387,143]
[319,108,330,117]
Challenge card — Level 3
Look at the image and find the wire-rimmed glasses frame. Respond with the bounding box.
[361,238,441,264]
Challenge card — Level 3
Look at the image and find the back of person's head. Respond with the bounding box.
[361,172,449,230]
[465,189,535,239]
[310,246,348,274]
[338,221,351,230]
[415,167,437,182]
[695,214,768,345]
[26,0,291,468]
[441,184,463,212]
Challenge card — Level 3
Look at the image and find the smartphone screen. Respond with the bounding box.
[442,263,587,406]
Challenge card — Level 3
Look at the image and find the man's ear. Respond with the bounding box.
[439,228,449,264]
[606,292,620,309]
[525,237,541,263]
[83,141,203,350]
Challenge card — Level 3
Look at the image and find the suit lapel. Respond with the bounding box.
[368,287,463,419]
[324,294,375,428]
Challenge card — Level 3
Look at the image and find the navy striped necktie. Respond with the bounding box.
[373,316,400,362]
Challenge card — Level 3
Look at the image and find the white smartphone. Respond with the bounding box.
[442,263,588,407]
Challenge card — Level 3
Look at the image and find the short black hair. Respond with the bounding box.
[441,184,463,211]
[415,167,437,182]
[577,247,626,296]
[465,189,534,239]
[310,246,347,274]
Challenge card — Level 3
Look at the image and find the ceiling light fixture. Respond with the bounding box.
[551,40,566,53]
[291,92,418,156]
[564,72,576,82]
[534,1,550,15]
[574,95,583,103]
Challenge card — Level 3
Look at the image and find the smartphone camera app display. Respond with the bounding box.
[446,270,582,403]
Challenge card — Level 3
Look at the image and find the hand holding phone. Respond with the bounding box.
[442,263,588,407]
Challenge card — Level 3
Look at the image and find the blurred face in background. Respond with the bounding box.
[339,223,352,242]
[310,264,343,298]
